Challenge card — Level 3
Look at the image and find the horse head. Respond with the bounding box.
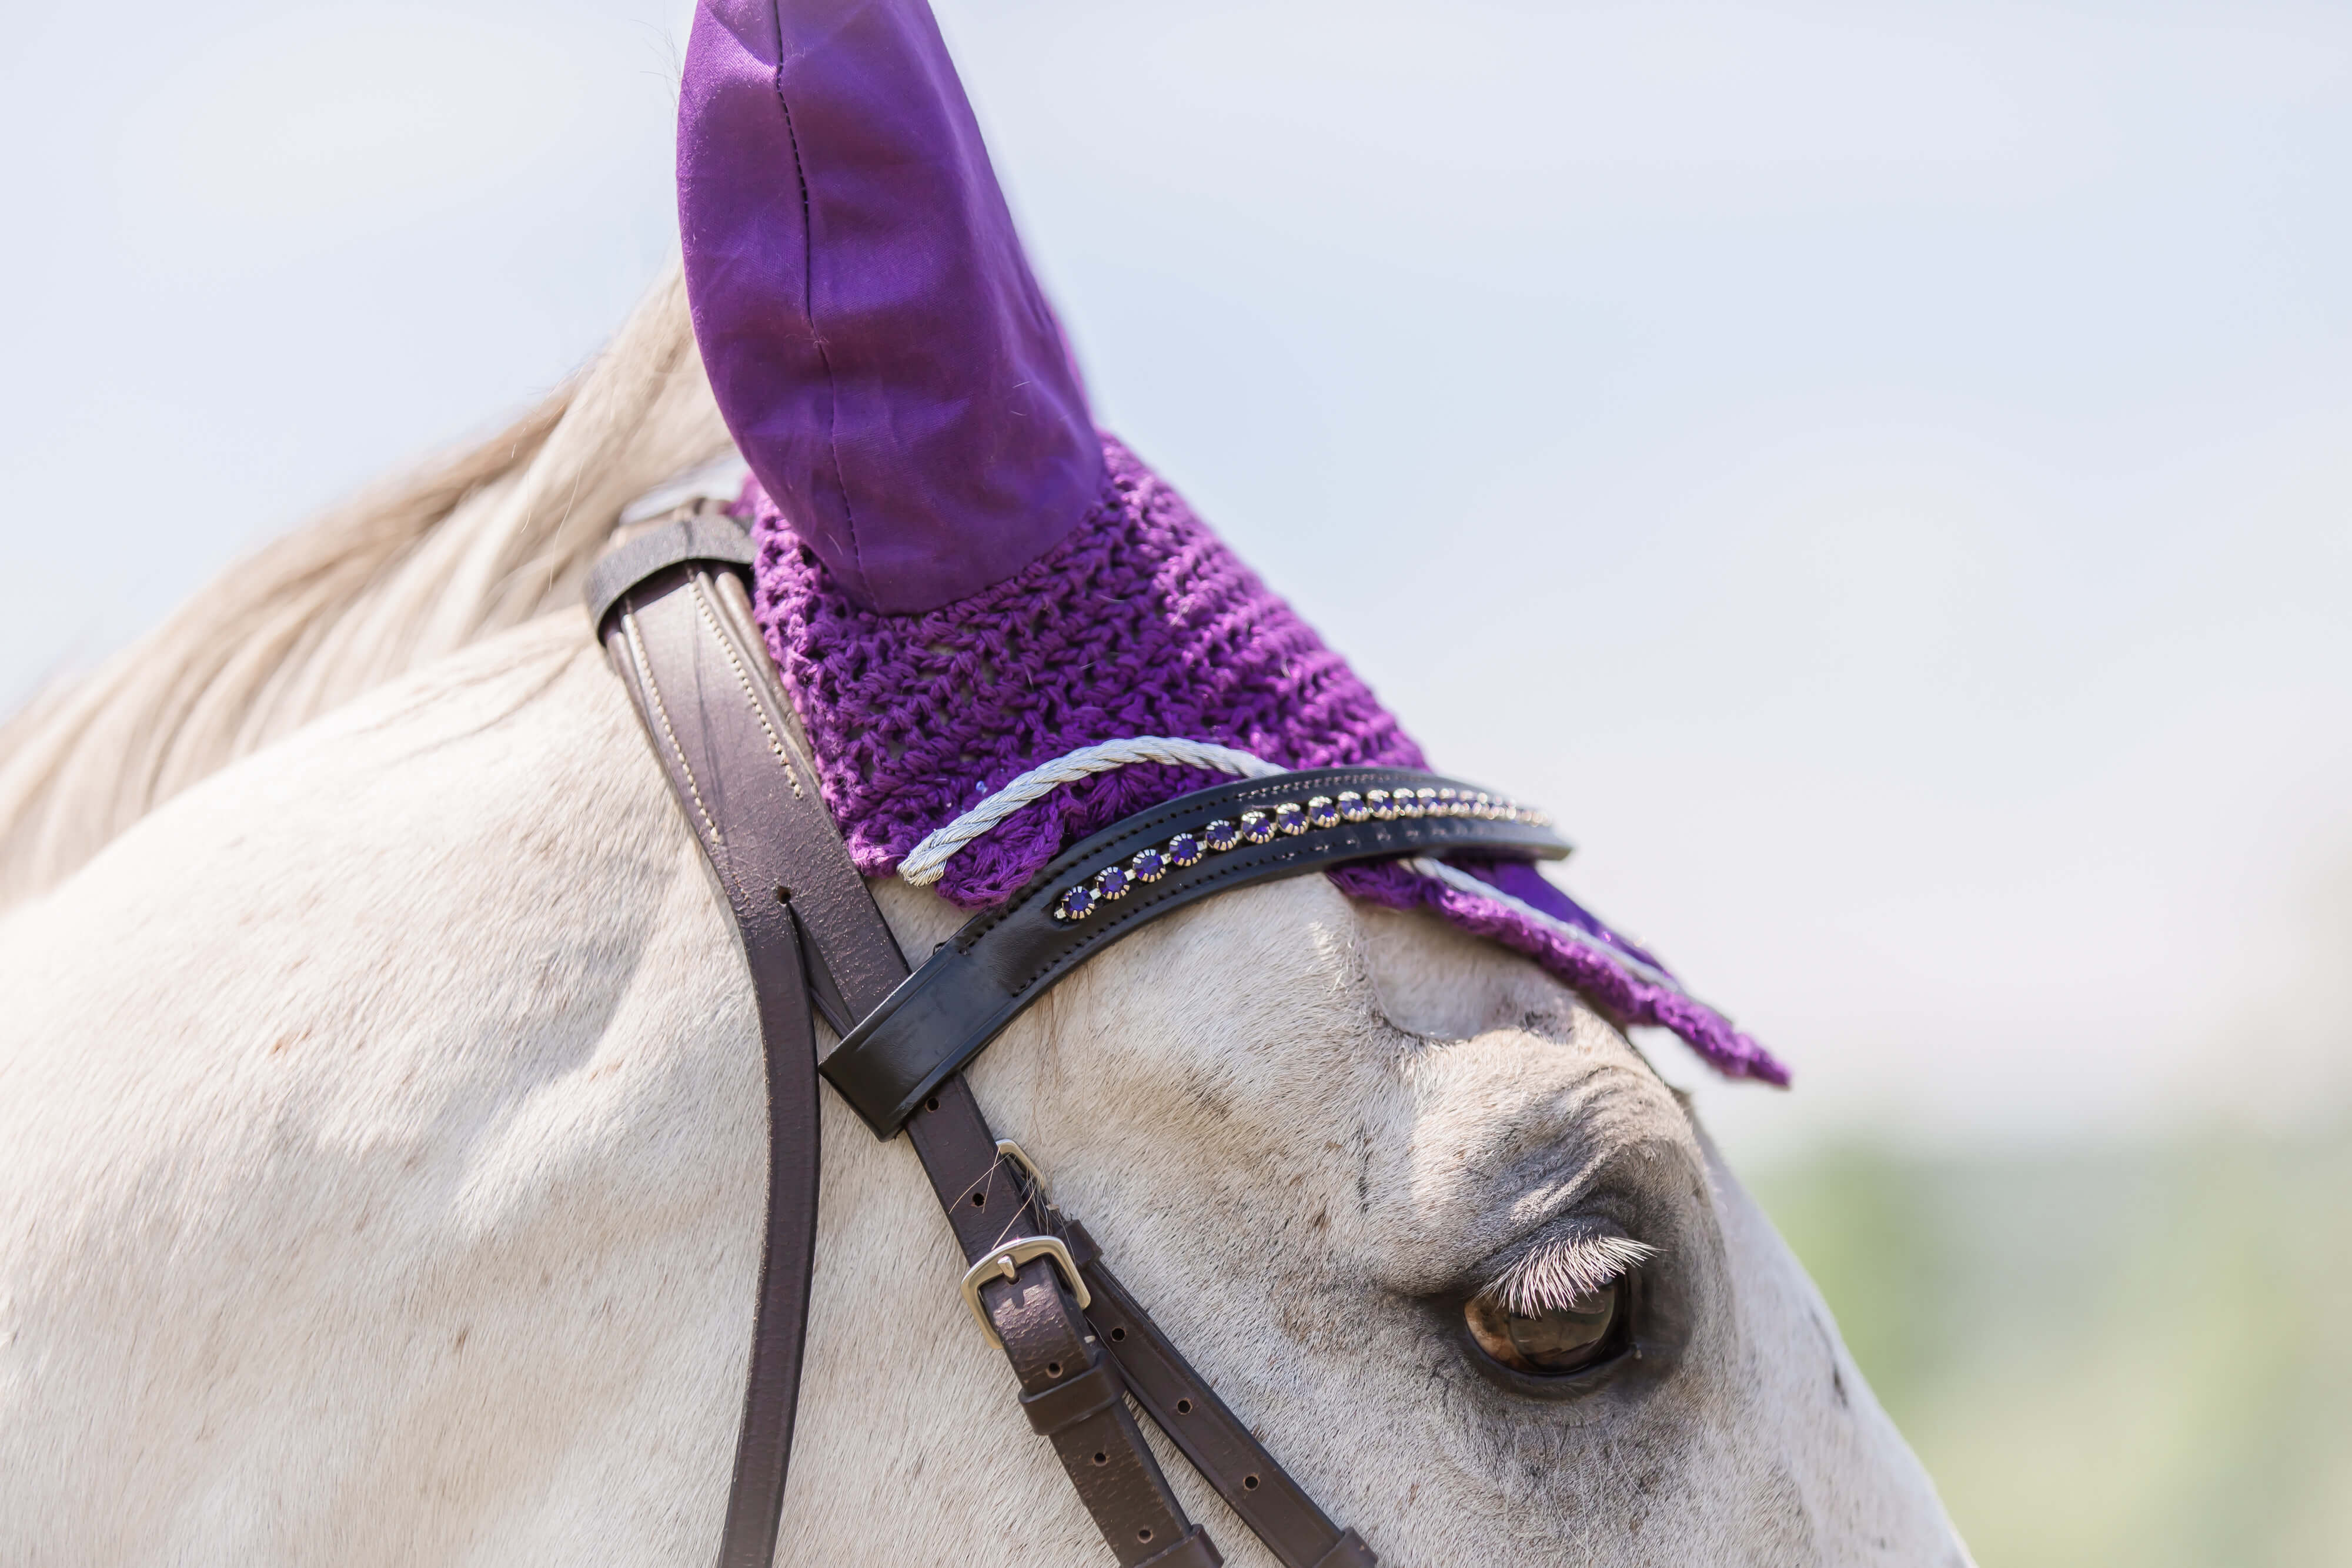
[0,2,1972,1562]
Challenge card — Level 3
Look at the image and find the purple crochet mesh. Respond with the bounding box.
[746,436,1786,1085]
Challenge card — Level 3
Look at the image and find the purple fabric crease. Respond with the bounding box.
[679,0,1102,612]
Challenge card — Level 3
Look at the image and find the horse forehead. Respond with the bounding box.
[1352,897,1586,1039]
[1050,877,1695,1280]
[1052,874,1678,1134]
[1078,871,1558,1012]
[1330,890,1696,1221]
[1384,1028,1686,1211]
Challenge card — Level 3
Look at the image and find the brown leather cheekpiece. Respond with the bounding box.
[596,510,1377,1568]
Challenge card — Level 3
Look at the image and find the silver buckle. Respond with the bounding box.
[959,1235,1091,1352]
[994,1138,1051,1208]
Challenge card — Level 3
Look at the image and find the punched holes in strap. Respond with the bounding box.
[1020,1348,1127,1437]
[986,1252,1200,1567]
[904,1088,1217,1566]
[1067,1221,1369,1568]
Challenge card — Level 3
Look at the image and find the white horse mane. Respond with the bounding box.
[0,263,729,910]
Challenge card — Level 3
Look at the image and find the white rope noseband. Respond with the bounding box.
[898,738,1288,887]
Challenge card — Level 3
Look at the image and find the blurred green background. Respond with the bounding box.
[1753,1127,2352,1566]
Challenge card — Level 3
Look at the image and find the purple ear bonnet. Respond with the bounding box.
[678,0,1100,611]
[677,0,1785,1084]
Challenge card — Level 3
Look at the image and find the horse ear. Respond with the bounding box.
[678,0,1103,613]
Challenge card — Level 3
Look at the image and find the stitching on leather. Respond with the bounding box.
[993,813,1531,1002]
[690,575,805,800]
[1018,769,1478,902]
[622,606,726,860]
[991,768,1452,932]
[1014,785,1524,932]
[951,769,1435,949]
[1004,850,1314,999]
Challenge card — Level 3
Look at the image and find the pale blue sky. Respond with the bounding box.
[4,1,2347,1155]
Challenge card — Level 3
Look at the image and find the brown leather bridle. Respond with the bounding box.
[589,510,1569,1568]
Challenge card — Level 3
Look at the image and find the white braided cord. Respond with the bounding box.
[1400,856,1685,994]
[901,744,1663,996]
[898,737,1286,886]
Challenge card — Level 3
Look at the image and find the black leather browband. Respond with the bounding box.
[821,767,1572,1136]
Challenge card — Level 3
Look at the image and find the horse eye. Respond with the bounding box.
[1463,1281,1622,1376]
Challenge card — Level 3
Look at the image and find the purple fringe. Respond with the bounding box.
[1331,862,1788,1085]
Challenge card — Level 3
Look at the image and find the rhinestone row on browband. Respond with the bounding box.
[1051,787,1547,922]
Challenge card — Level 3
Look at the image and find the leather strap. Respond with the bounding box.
[586,513,755,631]
[825,768,1569,1135]
[596,514,824,1568]
[901,1078,1204,1567]
[1065,1224,1375,1568]
[594,509,1373,1568]
[1020,1348,1127,1436]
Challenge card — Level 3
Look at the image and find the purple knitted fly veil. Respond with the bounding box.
[737,446,1786,1085]
[678,0,1785,1084]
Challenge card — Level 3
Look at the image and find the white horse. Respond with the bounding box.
[0,268,1971,1565]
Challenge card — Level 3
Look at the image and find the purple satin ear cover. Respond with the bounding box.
[678,0,1104,613]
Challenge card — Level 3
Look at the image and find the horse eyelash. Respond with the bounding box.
[1479,1233,1658,1318]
